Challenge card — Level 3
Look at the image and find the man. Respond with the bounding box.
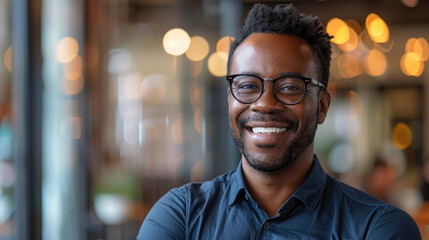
[138,4,421,239]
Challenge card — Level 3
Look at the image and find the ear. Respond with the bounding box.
[317,90,331,124]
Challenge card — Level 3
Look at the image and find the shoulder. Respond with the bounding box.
[325,175,421,239]
[137,169,237,240]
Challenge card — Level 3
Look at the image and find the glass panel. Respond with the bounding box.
[41,0,85,239]
[0,0,14,239]
[85,1,240,238]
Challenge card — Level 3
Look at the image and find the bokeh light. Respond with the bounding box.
[326,18,350,45]
[338,26,358,52]
[328,143,354,174]
[400,52,424,77]
[190,160,204,182]
[405,37,429,61]
[62,76,84,95]
[108,49,132,73]
[401,0,419,7]
[208,52,227,77]
[63,55,82,81]
[193,108,203,134]
[366,13,389,43]
[56,37,79,63]
[391,123,413,150]
[163,28,191,56]
[94,194,128,225]
[190,87,202,111]
[190,60,203,77]
[124,73,144,100]
[140,74,166,103]
[216,36,235,61]
[364,49,387,76]
[337,53,363,78]
[3,46,12,72]
[185,36,209,61]
[349,90,364,120]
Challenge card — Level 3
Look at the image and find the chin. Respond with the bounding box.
[243,151,295,172]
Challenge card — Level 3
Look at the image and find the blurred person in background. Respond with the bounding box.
[137,3,421,239]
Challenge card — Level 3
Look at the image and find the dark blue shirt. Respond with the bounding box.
[137,156,421,239]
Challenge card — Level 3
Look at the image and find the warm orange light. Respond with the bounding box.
[338,26,358,52]
[337,53,363,78]
[400,52,424,77]
[4,46,12,72]
[190,160,203,182]
[349,90,364,120]
[416,38,429,61]
[208,52,227,77]
[63,55,82,80]
[405,37,429,61]
[62,76,84,95]
[391,123,413,150]
[401,0,419,7]
[56,37,79,63]
[193,108,203,135]
[327,18,350,45]
[364,49,387,76]
[163,28,191,56]
[366,13,389,43]
[190,60,203,77]
[186,36,210,61]
[190,87,202,111]
[216,36,235,61]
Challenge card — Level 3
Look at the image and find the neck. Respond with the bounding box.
[241,150,314,218]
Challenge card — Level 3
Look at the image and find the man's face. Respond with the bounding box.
[228,33,329,172]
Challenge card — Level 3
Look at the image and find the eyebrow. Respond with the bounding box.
[235,71,305,78]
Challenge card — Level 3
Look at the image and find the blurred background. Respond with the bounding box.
[1,0,429,239]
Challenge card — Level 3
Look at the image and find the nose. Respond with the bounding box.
[249,82,285,113]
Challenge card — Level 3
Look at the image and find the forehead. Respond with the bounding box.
[230,33,317,78]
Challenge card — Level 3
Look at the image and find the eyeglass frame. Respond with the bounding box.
[225,73,326,105]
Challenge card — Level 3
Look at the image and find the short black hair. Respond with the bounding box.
[227,4,332,88]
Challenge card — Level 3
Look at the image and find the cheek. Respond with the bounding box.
[228,101,247,126]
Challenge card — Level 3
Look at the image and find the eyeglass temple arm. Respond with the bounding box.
[310,79,325,89]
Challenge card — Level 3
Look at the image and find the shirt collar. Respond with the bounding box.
[228,161,247,206]
[228,155,327,211]
[288,155,327,212]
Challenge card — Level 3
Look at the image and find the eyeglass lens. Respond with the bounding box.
[230,75,306,104]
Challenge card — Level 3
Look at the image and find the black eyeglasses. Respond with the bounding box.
[226,73,325,105]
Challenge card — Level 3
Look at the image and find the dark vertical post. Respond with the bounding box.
[205,0,242,178]
[12,0,42,239]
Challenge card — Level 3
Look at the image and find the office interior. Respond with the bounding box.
[1,0,429,239]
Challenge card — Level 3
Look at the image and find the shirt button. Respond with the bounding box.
[244,194,249,200]
[264,222,270,230]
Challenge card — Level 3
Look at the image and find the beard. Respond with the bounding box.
[230,107,319,172]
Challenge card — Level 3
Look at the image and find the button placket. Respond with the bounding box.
[244,194,249,201]
[263,222,270,230]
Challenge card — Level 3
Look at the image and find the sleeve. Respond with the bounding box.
[137,188,188,240]
[367,208,421,240]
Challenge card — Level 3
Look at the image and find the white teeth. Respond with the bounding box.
[252,127,288,134]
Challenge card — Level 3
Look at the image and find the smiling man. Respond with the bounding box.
[137,4,421,239]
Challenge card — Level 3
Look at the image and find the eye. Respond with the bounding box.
[232,76,261,93]
[237,82,259,89]
[276,79,305,95]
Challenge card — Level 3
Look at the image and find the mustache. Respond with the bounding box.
[238,114,298,132]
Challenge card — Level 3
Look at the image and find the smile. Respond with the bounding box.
[251,127,288,134]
